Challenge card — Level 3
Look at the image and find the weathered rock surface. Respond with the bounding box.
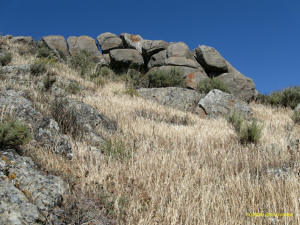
[184,70,210,90]
[215,61,257,102]
[42,35,70,58]
[11,36,35,45]
[51,97,117,147]
[198,89,251,117]
[165,57,201,68]
[142,40,169,59]
[194,45,228,77]
[0,149,68,224]
[109,49,144,72]
[68,35,106,63]
[167,42,194,59]
[120,33,144,54]
[97,32,123,53]
[137,87,204,112]
[147,50,167,68]
[295,103,300,113]
[0,89,72,158]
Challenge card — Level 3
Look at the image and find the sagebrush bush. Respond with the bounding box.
[0,119,31,149]
[197,78,229,94]
[101,138,132,160]
[69,50,95,77]
[43,73,56,91]
[292,111,300,124]
[30,60,47,76]
[36,47,56,59]
[227,112,262,145]
[256,86,300,109]
[0,52,12,66]
[147,68,184,88]
[66,81,81,94]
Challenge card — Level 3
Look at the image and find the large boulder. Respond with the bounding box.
[147,50,167,68]
[0,89,72,158]
[120,33,144,54]
[215,61,257,102]
[137,87,204,113]
[165,57,201,68]
[67,35,105,63]
[51,97,117,147]
[109,49,144,72]
[142,40,169,59]
[0,149,68,223]
[146,65,209,90]
[97,32,123,53]
[167,42,194,59]
[11,36,35,45]
[194,45,228,77]
[42,35,69,58]
[198,89,251,118]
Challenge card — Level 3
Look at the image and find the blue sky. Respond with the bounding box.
[1,0,299,94]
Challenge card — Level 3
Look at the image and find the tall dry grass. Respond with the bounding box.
[3,39,300,224]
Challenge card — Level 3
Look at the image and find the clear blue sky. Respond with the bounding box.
[1,0,299,94]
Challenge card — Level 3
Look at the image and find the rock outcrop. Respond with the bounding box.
[120,33,144,54]
[97,32,123,53]
[42,35,69,58]
[0,89,72,159]
[198,89,251,117]
[109,49,144,72]
[295,103,300,113]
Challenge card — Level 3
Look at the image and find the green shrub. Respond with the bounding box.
[147,68,184,88]
[0,119,31,149]
[101,138,132,161]
[30,60,47,76]
[69,50,95,77]
[256,86,300,109]
[292,111,300,124]
[0,52,12,66]
[36,47,55,59]
[125,69,149,89]
[43,73,56,91]
[66,81,81,94]
[227,112,262,145]
[124,88,139,97]
[197,78,229,94]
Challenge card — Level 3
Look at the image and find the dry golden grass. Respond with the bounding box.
[3,41,300,224]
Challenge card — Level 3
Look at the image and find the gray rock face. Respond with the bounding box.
[120,33,144,54]
[51,97,117,147]
[165,57,201,68]
[97,32,123,53]
[0,89,72,158]
[11,36,35,45]
[295,103,300,113]
[0,149,68,224]
[198,89,251,117]
[109,49,144,72]
[137,87,204,112]
[142,40,169,58]
[215,61,257,102]
[194,45,228,77]
[167,42,194,59]
[67,35,105,63]
[42,35,70,58]
[148,50,167,68]
[184,70,210,90]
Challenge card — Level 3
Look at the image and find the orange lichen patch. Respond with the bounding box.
[8,172,17,180]
[230,99,235,106]
[130,35,141,42]
[1,156,8,161]
[187,73,195,80]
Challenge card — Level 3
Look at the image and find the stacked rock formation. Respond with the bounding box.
[39,32,257,102]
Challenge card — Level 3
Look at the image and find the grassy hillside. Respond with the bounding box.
[2,38,300,224]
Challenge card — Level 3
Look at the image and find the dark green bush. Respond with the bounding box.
[147,68,184,88]
[197,78,229,94]
[65,81,81,94]
[30,60,47,76]
[36,47,55,59]
[256,86,300,109]
[124,69,149,89]
[0,52,12,66]
[69,50,95,77]
[43,73,56,91]
[101,138,132,160]
[0,119,31,149]
[227,112,262,145]
[292,111,300,124]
